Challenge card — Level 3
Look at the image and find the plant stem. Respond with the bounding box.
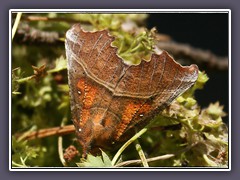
[114,143,198,167]
[111,127,148,166]
[134,139,149,167]
[58,136,67,167]
[58,116,68,167]
[12,12,22,40]
[115,154,175,167]
[16,75,35,84]
[12,161,28,168]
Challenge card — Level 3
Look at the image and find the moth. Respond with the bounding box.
[65,24,198,157]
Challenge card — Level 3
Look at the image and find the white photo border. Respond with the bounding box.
[9,9,231,171]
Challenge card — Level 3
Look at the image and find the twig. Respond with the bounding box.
[15,23,60,44]
[156,41,228,70]
[114,142,198,167]
[22,15,89,24]
[14,14,92,44]
[15,124,75,141]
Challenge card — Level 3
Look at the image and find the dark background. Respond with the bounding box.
[147,13,229,122]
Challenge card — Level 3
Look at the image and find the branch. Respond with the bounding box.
[15,124,75,141]
[156,41,228,70]
[15,23,61,44]
[22,15,83,23]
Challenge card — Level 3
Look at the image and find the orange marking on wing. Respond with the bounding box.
[79,109,90,126]
[77,78,85,92]
[84,86,97,108]
[137,103,152,115]
[115,103,142,140]
[77,78,98,126]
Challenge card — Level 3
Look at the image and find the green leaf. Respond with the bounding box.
[48,56,67,73]
[101,150,112,166]
[76,150,112,167]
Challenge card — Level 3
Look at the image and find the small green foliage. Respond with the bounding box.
[183,71,209,97]
[77,150,112,167]
[12,67,23,94]
[12,54,70,166]
[112,28,155,64]
[206,102,227,118]
[196,71,209,89]
[12,136,47,167]
[177,96,197,109]
[69,14,148,31]
[193,70,209,93]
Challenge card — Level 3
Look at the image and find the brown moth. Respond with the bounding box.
[65,24,198,157]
